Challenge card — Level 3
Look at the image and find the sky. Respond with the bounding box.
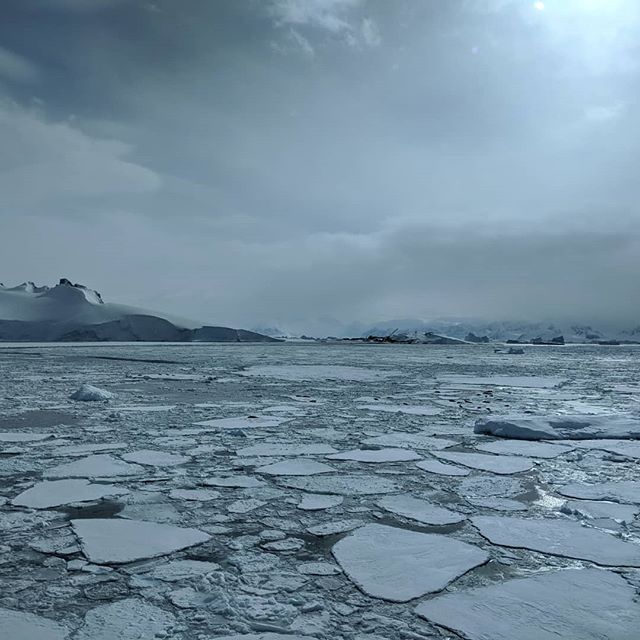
[0,0,639,334]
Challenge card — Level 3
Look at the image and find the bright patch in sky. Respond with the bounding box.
[534,1,545,9]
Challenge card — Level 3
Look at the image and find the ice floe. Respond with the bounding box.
[169,488,220,501]
[472,515,640,566]
[71,518,211,563]
[75,599,175,640]
[438,375,564,388]
[194,415,290,430]
[475,414,640,440]
[122,449,190,466]
[359,404,441,416]
[145,559,220,581]
[298,494,344,510]
[416,568,640,640]
[281,475,398,495]
[204,475,266,488]
[236,443,337,456]
[416,459,470,476]
[256,459,334,476]
[44,454,144,479]
[476,439,573,458]
[70,384,114,401]
[376,494,465,525]
[362,432,457,451]
[557,480,640,504]
[241,365,400,381]
[327,448,421,463]
[0,431,53,442]
[1,607,68,640]
[560,499,639,523]
[434,451,534,474]
[11,479,129,509]
[332,524,488,601]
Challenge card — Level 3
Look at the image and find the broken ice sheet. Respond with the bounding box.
[362,432,457,450]
[121,449,190,466]
[11,479,129,509]
[560,499,639,523]
[1,607,69,640]
[476,439,573,458]
[332,524,488,602]
[434,451,534,474]
[416,459,470,476]
[416,568,640,640]
[204,475,266,488]
[438,375,564,388]
[327,448,421,463]
[169,488,220,501]
[297,494,344,510]
[236,443,338,456]
[472,515,640,566]
[557,480,640,504]
[144,559,221,581]
[71,518,211,563]
[0,431,53,442]
[44,454,144,479]
[194,415,290,429]
[257,459,334,476]
[376,494,465,525]
[280,474,398,495]
[241,364,401,381]
[359,404,442,416]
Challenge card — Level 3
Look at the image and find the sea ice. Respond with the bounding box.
[557,481,640,504]
[169,488,220,501]
[11,479,129,509]
[298,494,344,510]
[52,442,128,456]
[122,449,190,466]
[75,599,175,640]
[472,515,640,566]
[70,384,114,401]
[416,568,640,640]
[327,448,421,463]
[281,475,398,495]
[474,414,640,440]
[241,364,400,381]
[467,497,528,512]
[71,518,211,564]
[228,498,267,513]
[236,443,338,456]
[307,519,364,536]
[376,494,465,525]
[257,459,334,476]
[434,451,534,474]
[332,524,488,602]
[297,561,341,575]
[560,499,639,523]
[362,433,457,451]
[204,475,266,488]
[416,459,470,476]
[44,454,144,479]
[359,404,441,416]
[1,607,69,640]
[476,439,573,458]
[146,559,220,581]
[194,415,289,430]
[438,375,564,388]
[0,431,53,442]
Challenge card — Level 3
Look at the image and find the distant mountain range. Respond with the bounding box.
[0,279,277,342]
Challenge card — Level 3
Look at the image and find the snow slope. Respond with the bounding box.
[0,279,276,342]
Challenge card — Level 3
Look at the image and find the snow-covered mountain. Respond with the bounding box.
[355,318,640,344]
[0,279,277,342]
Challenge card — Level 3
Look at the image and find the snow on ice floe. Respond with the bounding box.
[359,404,442,416]
[332,524,488,602]
[1,607,69,640]
[298,494,343,510]
[362,432,457,451]
[169,488,220,501]
[0,431,53,442]
[51,442,128,456]
[474,414,640,440]
[71,518,211,564]
[236,443,337,456]
[44,454,144,479]
[476,439,573,458]
[438,375,564,388]
[376,494,465,525]
[11,479,129,509]
[257,459,334,476]
[557,481,640,504]
[145,559,220,581]
[69,384,114,401]
[122,449,190,466]
[75,599,175,640]
[434,451,534,474]
[416,459,470,476]
[327,448,421,463]
[472,515,640,566]
[416,568,640,640]
[281,475,398,495]
[560,499,639,523]
[194,415,290,430]
[203,475,266,488]
[570,439,640,458]
[241,365,401,381]
[467,497,528,512]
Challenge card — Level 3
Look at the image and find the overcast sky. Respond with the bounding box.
[1,0,638,332]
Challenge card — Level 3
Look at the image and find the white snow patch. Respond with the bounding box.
[11,479,129,509]
[70,384,114,401]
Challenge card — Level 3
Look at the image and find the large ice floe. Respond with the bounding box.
[472,515,640,566]
[1,607,69,640]
[376,494,465,525]
[332,524,488,601]
[71,518,211,563]
[416,568,640,640]
[474,414,640,440]
[44,454,144,479]
[433,451,534,474]
[557,480,640,504]
[11,479,129,509]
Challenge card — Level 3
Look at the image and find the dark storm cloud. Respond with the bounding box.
[0,0,638,331]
